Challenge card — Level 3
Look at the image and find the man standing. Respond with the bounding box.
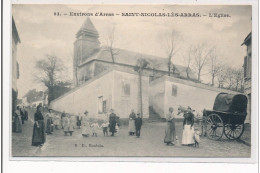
[135,113,142,138]
[164,107,176,146]
[109,109,117,136]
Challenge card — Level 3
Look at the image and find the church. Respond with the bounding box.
[50,17,238,119]
[72,17,197,87]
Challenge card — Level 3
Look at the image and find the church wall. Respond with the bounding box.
[150,76,241,118]
[112,71,149,118]
[77,61,95,85]
[50,70,149,119]
[149,78,166,118]
[50,70,114,119]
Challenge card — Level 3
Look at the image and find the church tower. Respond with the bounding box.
[73,17,100,86]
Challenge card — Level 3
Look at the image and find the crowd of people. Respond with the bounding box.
[13,103,199,148]
[12,105,28,133]
[164,106,200,147]
[30,105,122,147]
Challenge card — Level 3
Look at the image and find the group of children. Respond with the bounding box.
[45,109,114,137]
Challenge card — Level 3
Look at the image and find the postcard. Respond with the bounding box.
[7,3,257,163]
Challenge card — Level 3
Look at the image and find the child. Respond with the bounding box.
[45,110,54,135]
[101,121,109,136]
[91,121,100,137]
[194,128,200,147]
[53,113,60,130]
[77,113,82,129]
[63,114,74,136]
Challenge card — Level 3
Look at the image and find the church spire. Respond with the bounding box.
[76,17,99,38]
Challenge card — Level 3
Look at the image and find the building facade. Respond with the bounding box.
[12,17,21,115]
[50,70,149,119]
[242,32,252,124]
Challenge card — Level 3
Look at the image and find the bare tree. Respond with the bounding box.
[134,57,150,118]
[164,30,182,76]
[34,54,68,105]
[233,68,244,92]
[104,27,120,63]
[216,66,227,88]
[209,48,222,86]
[183,46,193,79]
[192,43,214,82]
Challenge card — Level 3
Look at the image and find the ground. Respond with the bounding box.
[12,108,251,157]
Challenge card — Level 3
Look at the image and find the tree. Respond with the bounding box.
[192,43,214,82]
[233,68,244,92]
[164,30,182,76]
[104,27,120,63]
[34,54,71,105]
[134,57,149,118]
[216,66,227,88]
[183,46,193,79]
[209,48,222,86]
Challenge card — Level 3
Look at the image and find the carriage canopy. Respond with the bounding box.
[213,92,248,113]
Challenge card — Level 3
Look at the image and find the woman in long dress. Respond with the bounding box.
[182,106,195,146]
[109,109,117,136]
[13,106,22,133]
[164,107,176,145]
[32,105,46,146]
[128,109,136,136]
[81,111,91,137]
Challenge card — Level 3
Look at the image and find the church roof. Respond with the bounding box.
[80,47,197,80]
[76,17,99,38]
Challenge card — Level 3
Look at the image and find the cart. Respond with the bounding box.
[203,92,248,140]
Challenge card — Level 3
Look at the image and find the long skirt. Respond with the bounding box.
[164,121,176,143]
[109,121,116,133]
[32,120,46,146]
[13,115,22,133]
[128,119,135,133]
[77,120,81,126]
[182,124,195,145]
[81,123,91,135]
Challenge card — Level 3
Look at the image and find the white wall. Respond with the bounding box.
[50,71,114,119]
[150,76,241,119]
[113,71,149,118]
[164,80,219,118]
[149,78,166,117]
[50,70,149,119]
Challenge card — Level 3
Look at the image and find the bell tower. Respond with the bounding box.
[73,17,100,86]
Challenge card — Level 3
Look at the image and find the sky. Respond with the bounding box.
[12,4,252,98]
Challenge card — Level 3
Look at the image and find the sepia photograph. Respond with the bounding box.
[11,4,253,158]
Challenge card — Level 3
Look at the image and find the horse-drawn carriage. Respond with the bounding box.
[203,92,248,140]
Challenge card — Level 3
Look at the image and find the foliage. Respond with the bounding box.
[34,54,72,104]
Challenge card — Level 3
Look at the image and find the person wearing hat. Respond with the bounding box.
[81,110,91,137]
[164,107,176,146]
[32,104,46,146]
[182,106,195,146]
[109,109,117,136]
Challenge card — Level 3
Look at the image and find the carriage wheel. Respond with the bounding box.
[205,114,224,140]
[224,123,245,140]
